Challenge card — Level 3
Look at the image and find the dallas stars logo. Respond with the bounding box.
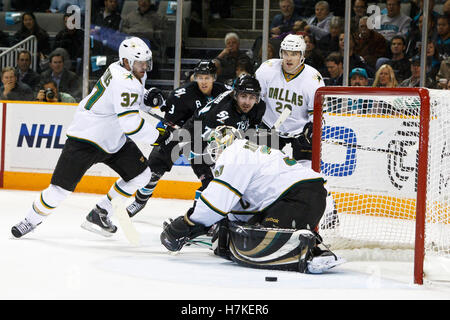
[314,73,322,83]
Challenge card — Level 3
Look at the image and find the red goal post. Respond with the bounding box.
[312,87,449,285]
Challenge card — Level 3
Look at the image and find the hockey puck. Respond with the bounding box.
[265,276,277,282]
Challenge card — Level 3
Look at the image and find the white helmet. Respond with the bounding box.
[119,37,153,71]
[279,34,306,66]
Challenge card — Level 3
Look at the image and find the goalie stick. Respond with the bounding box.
[323,139,408,156]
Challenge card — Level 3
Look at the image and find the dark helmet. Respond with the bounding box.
[233,74,261,96]
[193,60,217,76]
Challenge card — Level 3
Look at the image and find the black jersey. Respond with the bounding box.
[161,81,229,127]
[184,90,266,140]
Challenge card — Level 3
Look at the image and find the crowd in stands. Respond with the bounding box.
[259,0,450,89]
[2,0,450,104]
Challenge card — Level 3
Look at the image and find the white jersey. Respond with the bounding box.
[66,61,159,153]
[255,59,325,137]
[190,139,325,226]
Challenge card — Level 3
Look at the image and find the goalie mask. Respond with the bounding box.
[119,37,153,73]
[206,126,243,163]
[279,34,306,72]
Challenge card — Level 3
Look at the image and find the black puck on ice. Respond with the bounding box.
[265,276,277,282]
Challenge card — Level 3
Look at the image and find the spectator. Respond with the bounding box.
[351,0,368,34]
[305,1,334,41]
[349,67,373,114]
[225,56,256,87]
[372,64,398,88]
[11,0,50,11]
[350,67,369,86]
[445,0,450,16]
[324,52,343,85]
[354,16,388,70]
[216,32,250,84]
[40,52,81,101]
[411,0,440,31]
[36,79,76,103]
[0,67,34,101]
[436,56,450,87]
[339,32,375,77]
[53,13,84,64]
[13,12,51,59]
[425,40,442,82]
[405,13,438,58]
[436,15,450,59]
[317,16,343,58]
[303,34,325,73]
[374,0,412,42]
[381,35,412,83]
[400,55,434,87]
[15,50,40,92]
[254,41,277,69]
[92,0,121,31]
[270,0,303,38]
[120,0,168,62]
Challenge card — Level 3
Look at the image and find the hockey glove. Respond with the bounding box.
[152,124,172,146]
[160,210,209,252]
[144,87,165,108]
[301,121,313,147]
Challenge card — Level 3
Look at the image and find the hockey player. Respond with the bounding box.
[256,34,338,229]
[255,34,325,162]
[11,37,170,238]
[160,126,344,273]
[126,73,265,217]
[126,60,229,217]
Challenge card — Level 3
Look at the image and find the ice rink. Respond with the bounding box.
[2,189,450,301]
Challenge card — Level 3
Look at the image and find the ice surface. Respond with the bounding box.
[1,189,450,300]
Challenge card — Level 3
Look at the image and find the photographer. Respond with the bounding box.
[36,80,76,103]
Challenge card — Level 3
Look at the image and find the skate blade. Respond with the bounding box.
[81,221,115,238]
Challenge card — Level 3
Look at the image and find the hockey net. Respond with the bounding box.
[312,87,450,284]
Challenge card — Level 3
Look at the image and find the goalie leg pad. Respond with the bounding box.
[227,223,317,272]
[226,224,344,273]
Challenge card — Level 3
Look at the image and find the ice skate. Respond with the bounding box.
[81,205,117,237]
[126,199,147,218]
[11,218,39,238]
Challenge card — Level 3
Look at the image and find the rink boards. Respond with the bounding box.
[0,101,200,199]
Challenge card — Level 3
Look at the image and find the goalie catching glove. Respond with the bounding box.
[144,87,165,108]
[160,208,209,252]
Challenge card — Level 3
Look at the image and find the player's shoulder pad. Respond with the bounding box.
[108,62,141,89]
[258,58,281,70]
[303,64,324,83]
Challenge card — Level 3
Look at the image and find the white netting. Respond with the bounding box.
[315,89,450,276]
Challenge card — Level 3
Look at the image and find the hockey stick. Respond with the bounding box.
[273,107,292,131]
[144,109,180,130]
[186,236,213,250]
[112,198,141,246]
[323,139,407,156]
